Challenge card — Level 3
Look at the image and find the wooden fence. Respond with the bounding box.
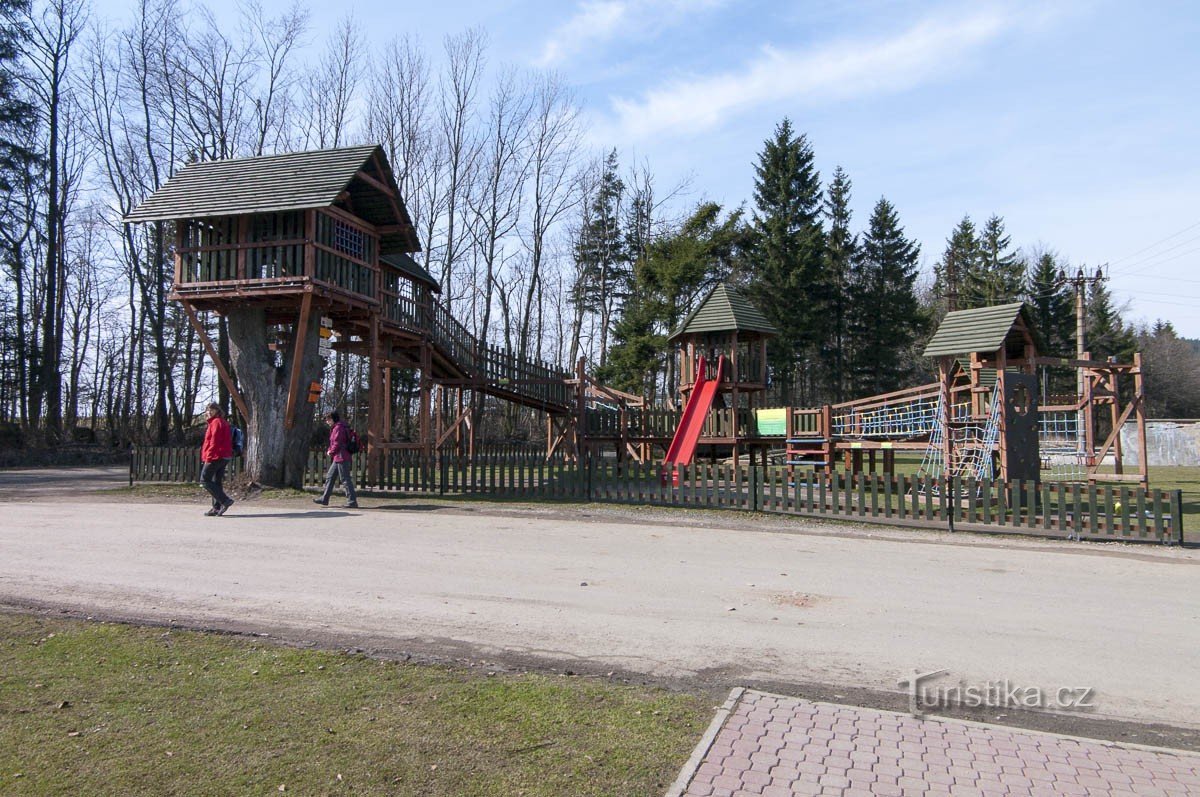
[131,448,1185,545]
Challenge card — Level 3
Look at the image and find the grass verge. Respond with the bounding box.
[0,612,709,796]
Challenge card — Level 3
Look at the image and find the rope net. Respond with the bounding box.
[1038,410,1088,481]
[917,391,1001,482]
[831,392,939,439]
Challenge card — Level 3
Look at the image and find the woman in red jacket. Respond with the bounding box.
[200,402,235,516]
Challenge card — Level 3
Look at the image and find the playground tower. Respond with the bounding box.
[665,283,778,467]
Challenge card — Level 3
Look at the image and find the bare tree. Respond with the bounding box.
[24,0,86,438]
[517,73,580,370]
[434,28,484,304]
[467,66,531,345]
[298,14,362,149]
[244,0,308,156]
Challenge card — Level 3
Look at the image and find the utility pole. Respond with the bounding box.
[1059,266,1107,459]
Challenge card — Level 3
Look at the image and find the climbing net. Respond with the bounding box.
[917,392,1001,482]
[831,392,940,439]
[1038,410,1088,481]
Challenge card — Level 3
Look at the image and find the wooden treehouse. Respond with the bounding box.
[125,145,573,480]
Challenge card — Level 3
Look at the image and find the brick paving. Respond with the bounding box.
[670,689,1200,797]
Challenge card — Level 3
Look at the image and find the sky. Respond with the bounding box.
[93,0,1200,337]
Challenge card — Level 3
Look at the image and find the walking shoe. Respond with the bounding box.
[217,499,234,516]
[204,507,219,516]
[344,502,359,509]
[312,498,328,506]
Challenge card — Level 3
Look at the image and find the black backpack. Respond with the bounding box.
[345,426,360,455]
[231,426,245,457]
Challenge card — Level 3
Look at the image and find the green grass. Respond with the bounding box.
[0,613,710,796]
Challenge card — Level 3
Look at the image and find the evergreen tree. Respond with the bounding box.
[1025,251,1073,356]
[599,202,750,398]
[572,150,628,368]
[934,215,979,314]
[821,166,856,403]
[747,118,824,404]
[847,197,923,397]
[1086,281,1135,361]
[0,0,38,192]
[962,215,1025,307]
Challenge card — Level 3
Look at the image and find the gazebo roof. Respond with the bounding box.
[923,302,1041,358]
[668,283,778,342]
[124,145,420,254]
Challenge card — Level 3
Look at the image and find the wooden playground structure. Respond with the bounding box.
[126,145,1149,491]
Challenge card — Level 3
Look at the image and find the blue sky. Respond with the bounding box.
[94,0,1200,337]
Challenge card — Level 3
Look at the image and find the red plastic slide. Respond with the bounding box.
[663,355,726,484]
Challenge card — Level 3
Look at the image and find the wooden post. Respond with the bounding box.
[420,342,433,459]
[174,221,184,287]
[179,300,249,421]
[304,209,316,278]
[237,215,248,280]
[1109,367,1123,475]
[284,291,313,430]
[940,356,954,477]
[997,370,1009,482]
[367,312,382,483]
[1133,352,1148,486]
[1082,351,1095,466]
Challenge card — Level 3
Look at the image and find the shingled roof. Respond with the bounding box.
[124,145,420,254]
[668,283,778,342]
[923,302,1038,358]
[381,253,439,293]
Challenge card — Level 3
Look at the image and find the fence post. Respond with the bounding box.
[945,475,955,533]
[439,451,447,496]
[128,446,135,487]
[750,464,760,512]
[1172,489,1185,546]
[586,453,595,502]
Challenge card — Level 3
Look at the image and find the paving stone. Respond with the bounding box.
[677,691,1200,797]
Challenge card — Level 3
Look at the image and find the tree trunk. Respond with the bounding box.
[227,306,323,488]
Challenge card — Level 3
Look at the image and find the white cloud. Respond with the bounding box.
[596,8,1017,142]
[536,0,726,67]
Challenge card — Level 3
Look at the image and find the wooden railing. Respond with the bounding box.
[131,446,1187,545]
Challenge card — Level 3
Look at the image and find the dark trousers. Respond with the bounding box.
[320,460,357,504]
[201,459,231,508]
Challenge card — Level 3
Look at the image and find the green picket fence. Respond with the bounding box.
[130,448,1185,545]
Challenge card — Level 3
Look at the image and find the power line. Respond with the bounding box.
[1107,219,1200,270]
[1111,238,1200,277]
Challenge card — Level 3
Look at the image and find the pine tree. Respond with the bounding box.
[747,118,824,404]
[847,197,923,397]
[963,215,1025,307]
[600,202,750,398]
[1025,251,1075,399]
[1025,251,1073,356]
[1086,281,1135,361]
[934,215,979,314]
[572,150,628,368]
[0,0,38,192]
[821,166,855,403]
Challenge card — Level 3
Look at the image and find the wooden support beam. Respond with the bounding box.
[179,300,248,420]
[1091,394,1141,471]
[284,291,314,430]
[174,222,184,287]
[355,168,397,198]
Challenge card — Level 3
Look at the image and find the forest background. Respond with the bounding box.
[2,0,1197,450]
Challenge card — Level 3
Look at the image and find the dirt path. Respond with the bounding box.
[2,486,1198,750]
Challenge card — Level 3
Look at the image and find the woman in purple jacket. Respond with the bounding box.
[313,411,358,508]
